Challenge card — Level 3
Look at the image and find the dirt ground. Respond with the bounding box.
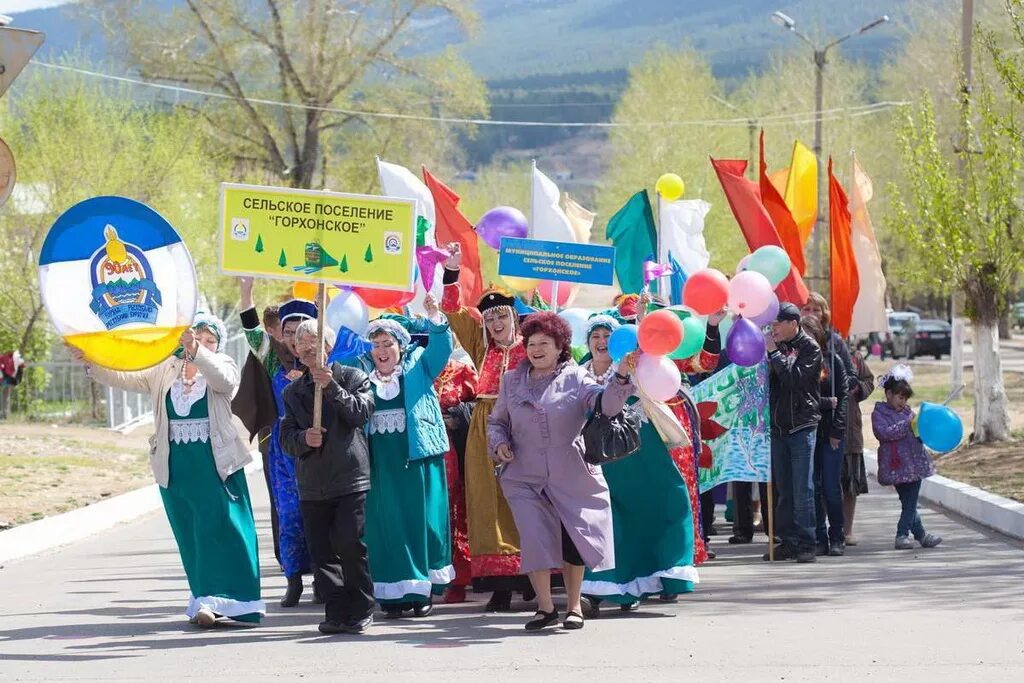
[861,360,1024,502]
[0,422,153,529]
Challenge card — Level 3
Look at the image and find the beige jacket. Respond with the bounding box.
[88,346,252,488]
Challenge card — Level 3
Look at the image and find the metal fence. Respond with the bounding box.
[3,333,251,430]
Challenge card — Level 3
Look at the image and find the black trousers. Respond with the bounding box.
[258,427,281,566]
[300,492,374,625]
[732,482,772,540]
[700,490,716,541]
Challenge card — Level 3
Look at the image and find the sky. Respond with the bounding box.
[4,0,71,13]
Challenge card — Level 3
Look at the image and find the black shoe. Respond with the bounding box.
[762,545,797,561]
[412,601,433,618]
[829,540,846,556]
[705,549,716,560]
[318,620,346,635]
[525,608,559,631]
[796,549,817,563]
[815,542,830,557]
[485,590,513,613]
[346,613,373,634]
[659,594,679,602]
[580,596,598,618]
[727,535,753,544]
[280,576,303,608]
[620,601,640,612]
[383,605,404,619]
[562,610,584,630]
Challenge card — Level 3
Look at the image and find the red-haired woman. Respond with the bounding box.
[488,312,635,631]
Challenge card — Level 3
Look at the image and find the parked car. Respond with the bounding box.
[913,319,952,359]
[1013,302,1024,331]
[888,312,921,359]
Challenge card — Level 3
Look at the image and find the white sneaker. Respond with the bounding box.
[894,536,915,550]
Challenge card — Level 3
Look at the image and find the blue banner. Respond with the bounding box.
[498,237,615,286]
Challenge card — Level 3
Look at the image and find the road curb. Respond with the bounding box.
[0,458,263,565]
[865,450,1024,541]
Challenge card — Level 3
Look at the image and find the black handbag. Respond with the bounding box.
[582,392,642,466]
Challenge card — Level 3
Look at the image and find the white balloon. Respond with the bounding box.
[559,307,590,347]
[325,288,369,335]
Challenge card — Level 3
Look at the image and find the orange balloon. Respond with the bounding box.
[292,281,318,301]
[638,309,684,356]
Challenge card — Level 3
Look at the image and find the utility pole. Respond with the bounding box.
[711,94,759,179]
[771,11,889,288]
[950,0,974,392]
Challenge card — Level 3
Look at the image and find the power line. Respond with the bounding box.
[32,61,908,129]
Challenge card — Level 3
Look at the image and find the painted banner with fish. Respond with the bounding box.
[219,183,416,291]
[693,361,771,492]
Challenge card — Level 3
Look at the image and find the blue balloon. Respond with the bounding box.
[917,402,964,453]
[608,324,639,362]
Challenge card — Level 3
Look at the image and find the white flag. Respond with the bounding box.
[849,157,888,335]
[375,157,441,315]
[659,198,711,276]
[562,194,596,244]
[531,166,576,243]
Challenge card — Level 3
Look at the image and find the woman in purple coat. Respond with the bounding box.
[488,312,634,632]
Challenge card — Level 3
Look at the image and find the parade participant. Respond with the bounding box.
[440,243,530,612]
[280,320,376,635]
[340,294,455,618]
[239,277,314,607]
[432,340,479,604]
[843,350,875,545]
[871,366,943,551]
[0,349,24,419]
[801,292,856,394]
[801,317,850,556]
[764,303,823,564]
[73,315,264,627]
[488,312,635,631]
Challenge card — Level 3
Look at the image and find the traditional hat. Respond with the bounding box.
[477,286,516,314]
[365,317,412,349]
[585,313,620,339]
[191,311,227,353]
[279,299,318,325]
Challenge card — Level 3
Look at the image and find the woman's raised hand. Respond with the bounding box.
[424,292,440,320]
[444,242,462,269]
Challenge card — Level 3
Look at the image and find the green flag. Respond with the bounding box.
[605,190,656,295]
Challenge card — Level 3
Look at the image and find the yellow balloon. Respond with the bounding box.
[656,173,686,201]
[292,281,318,301]
[503,276,540,293]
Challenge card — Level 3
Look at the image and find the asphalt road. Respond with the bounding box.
[1,472,1023,682]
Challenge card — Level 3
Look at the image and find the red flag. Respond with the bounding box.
[759,131,807,275]
[828,158,860,338]
[710,157,809,305]
[422,167,483,306]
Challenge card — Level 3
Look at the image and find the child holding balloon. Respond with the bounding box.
[871,366,942,550]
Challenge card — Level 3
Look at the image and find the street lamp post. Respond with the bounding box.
[770,11,889,287]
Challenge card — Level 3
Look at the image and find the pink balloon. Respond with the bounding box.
[727,270,774,318]
[635,354,682,402]
[538,280,572,308]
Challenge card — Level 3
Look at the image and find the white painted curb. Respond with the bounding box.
[865,450,1024,541]
[0,456,263,565]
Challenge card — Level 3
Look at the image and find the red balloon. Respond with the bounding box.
[683,268,730,315]
[538,280,573,308]
[638,309,684,356]
[353,287,415,310]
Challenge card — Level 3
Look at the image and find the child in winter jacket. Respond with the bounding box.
[871,365,943,550]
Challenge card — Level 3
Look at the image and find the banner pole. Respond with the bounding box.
[312,282,327,431]
[551,280,560,314]
[767,473,775,561]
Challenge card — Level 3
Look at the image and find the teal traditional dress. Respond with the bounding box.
[162,379,264,622]
[365,375,454,605]
[581,366,697,605]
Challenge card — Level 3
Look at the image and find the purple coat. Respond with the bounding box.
[871,401,936,486]
[487,361,634,573]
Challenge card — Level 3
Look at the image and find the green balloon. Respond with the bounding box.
[671,313,707,359]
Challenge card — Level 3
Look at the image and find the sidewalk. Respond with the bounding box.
[0,471,1022,681]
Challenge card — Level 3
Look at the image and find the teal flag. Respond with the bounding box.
[605,190,656,295]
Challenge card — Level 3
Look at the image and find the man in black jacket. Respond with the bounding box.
[281,320,375,635]
[764,303,823,564]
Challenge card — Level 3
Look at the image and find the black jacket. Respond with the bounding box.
[281,363,375,501]
[817,346,849,442]
[768,329,823,435]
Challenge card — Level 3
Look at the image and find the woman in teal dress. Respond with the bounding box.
[76,314,264,628]
[579,314,698,612]
[343,294,454,618]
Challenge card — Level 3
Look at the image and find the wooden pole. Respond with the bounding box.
[312,282,327,431]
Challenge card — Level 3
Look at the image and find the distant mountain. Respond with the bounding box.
[14,0,912,81]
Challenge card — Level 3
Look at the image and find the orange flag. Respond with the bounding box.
[828,158,860,338]
[422,167,483,306]
[759,131,807,275]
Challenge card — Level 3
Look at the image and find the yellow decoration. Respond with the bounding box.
[503,275,540,293]
[292,281,319,300]
[655,173,685,202]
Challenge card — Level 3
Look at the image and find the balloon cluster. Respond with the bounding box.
[678,245,793,367]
